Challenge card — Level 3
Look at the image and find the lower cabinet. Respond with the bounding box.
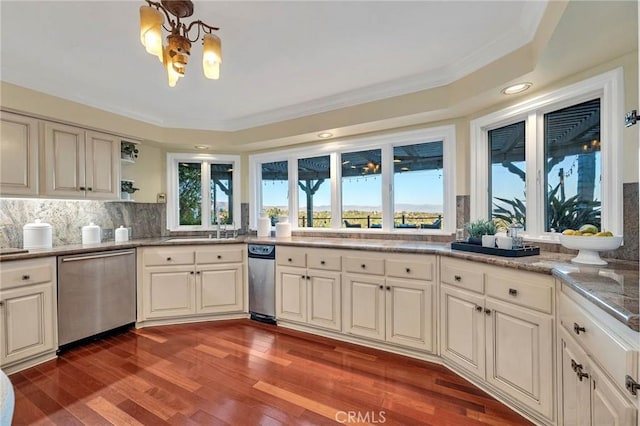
[559,327,636,425]
[0,257,58,373]
[139,245,245,322]
[439,257,555,423]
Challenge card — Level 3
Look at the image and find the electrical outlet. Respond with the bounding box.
[102,228,114,241]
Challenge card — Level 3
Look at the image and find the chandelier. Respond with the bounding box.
[140,0,221,87]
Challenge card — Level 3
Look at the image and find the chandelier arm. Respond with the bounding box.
[145,0,177,32]
[185,20,219,42]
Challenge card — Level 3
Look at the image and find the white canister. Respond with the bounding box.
[23,219,53,249]
[257,216,271,238]
[275,222,291,238]
[115,225,129,242]
[82,222,101,245]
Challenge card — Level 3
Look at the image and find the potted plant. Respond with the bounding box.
[120,181,139,201]
[121,142,139,161]
[465,219,497,245]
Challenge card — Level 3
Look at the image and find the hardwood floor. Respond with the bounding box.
[8,320,533,425]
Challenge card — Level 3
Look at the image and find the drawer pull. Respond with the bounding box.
[508,288,518,296]
[320,260,326,265]
[190,271,194,275]
[454,275,461,281]
[379,285,384,290]
[166,257,172,261]
[217,255,222,259]
[573,322,586,335]
[361,264,366,269]
[22,274,30,280]
[571,361,589,381]
[484,308,491,315]
[288,258,292,262]
[405,268,411,273]
[79,186,86,190]
[87,187,93,191]
[475,305,483,312]
[625,375,640,396]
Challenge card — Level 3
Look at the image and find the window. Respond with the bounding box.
[260,160,289,224]
[249,126,456,233]
[167,153,241,231]
[341,149,382,229]
[471,69,623,240]
[298,155,331,228]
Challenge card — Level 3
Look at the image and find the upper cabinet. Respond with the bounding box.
[43,122,120,199]
[0,111,39,196]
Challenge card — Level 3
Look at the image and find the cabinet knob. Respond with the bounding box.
[475,305,483,312]
[79,186,86,190]
[361,264,366,269]
[386,286,391,291]
[190,271,194,275]
[301,275,306,279]
[508,288,518,296]
[22,274,30,280]
[288,258,292,262]
[166,257,172,261]
[0,301,3,307]
[379,285,384,290]
[573,322,586,335]
[320,260,325,265]
[454,275,461,281]
[217,255,222,259]
[484,308,492,315]
[405,268,411,273]
[196,271,201,275]
[87,187,93,191]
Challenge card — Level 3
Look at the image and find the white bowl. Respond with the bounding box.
[559,235,623,265]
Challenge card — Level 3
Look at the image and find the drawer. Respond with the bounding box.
[143,249,194,266]
[486,269,553,313]
[559,291,637,393]
[307,251,341,271]
[440,257,484,293]
[343,256,385,275]
[277,247,306,268]
[386,256,434,281]
[196,247,243,264]
[0,258,54,290]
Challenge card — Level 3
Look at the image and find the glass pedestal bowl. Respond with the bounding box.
[559,235,623,265]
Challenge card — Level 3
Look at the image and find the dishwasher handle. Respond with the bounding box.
[61,250,135,262]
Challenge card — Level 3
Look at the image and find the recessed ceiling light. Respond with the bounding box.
[501,82,532,95]
[317,132,333,139]
[194,145,211,150]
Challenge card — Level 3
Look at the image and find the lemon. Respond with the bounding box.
[595,231,614,237]
[562,229,575,235]
[582,232,594,236]
[579,224,598,234]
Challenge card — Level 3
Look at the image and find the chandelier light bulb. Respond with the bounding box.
[163,47,181,87]
[140,6,164,62]
[202,33,222,80]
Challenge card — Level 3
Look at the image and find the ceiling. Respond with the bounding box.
[0,1,547,132]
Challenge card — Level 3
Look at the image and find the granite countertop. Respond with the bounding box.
[2,235,638,331]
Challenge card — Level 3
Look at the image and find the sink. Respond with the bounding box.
[163,237,239,243]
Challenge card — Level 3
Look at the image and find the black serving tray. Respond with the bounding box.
[451,241,540,257]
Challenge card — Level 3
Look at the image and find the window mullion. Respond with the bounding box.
[201,161,211,229]
[381,145,393,231]
[525,112,540,236]
[289,156,298,229]
[330,152,340,229]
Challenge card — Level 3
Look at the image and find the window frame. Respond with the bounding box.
[166,152,241,231]
[470,68,624,241]
[249,125,456,233]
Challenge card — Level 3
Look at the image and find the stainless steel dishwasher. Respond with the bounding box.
[57,249,136,350]
[248,244,276,324]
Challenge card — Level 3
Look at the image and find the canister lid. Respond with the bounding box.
[23,219,52,229]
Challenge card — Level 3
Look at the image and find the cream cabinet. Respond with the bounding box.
[558,284,638,426]
[439,257,555,423]
[276,247,342,331]
[0,257,58,373]
[138,245,245,323]
[0,111,39,196]
[43,122,120,199]
[342,252,436,353]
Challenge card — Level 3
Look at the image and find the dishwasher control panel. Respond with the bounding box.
[248,244,275,259]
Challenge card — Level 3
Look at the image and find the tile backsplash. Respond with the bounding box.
[0,199,167,248]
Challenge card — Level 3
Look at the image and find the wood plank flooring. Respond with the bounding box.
[8,319,533,425]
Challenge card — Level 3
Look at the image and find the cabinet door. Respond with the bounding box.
[0,111,39,196]
[560,329,591,426]
[143,266,194,319]
[440,284,485,378]
[0,283,56,367]
[44,122,86,197]
[307,269,341,331]
[485,298,554,421]
[342,273,385,341]
[85,131,119,199]
[591,364,636,426]
[386,278,435,352]
[197,264,244,314]
[276,266,307,323]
